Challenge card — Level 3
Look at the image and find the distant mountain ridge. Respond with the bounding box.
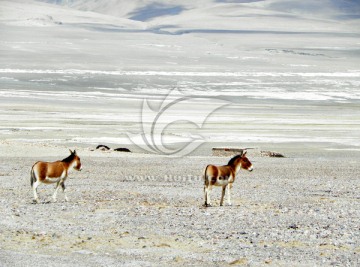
[37,0,360,21]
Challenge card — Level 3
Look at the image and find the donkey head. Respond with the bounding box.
[240,151,253,172]
[69,149,82,171]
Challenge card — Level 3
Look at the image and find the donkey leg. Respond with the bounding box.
[220,185,226,206]
[32,181,40,203]
[204,185,208,206]
[61,182,69,202]
[204,175,212,207]
[52,180,61,202]
[206,185,213,207]
[227,183,232,206]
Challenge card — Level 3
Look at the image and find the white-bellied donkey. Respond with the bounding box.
[30,149,82,203]
[203,151,253,207]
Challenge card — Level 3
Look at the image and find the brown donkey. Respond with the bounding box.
[203,151,253,207]
[30,149,82,203]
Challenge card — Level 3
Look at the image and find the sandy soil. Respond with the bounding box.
[0,141,359,266]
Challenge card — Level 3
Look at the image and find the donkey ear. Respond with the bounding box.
[73,150,77,155]
[69,149,73,154]
[242,150,247,156]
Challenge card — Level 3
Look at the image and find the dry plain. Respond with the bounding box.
[0,142,359,266]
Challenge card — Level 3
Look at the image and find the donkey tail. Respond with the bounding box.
[203,165,210,184]
[30,166,36,187]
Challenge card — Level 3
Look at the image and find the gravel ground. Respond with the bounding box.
[0,144,359,266]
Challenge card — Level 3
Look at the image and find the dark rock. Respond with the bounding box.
[212,148,244,157]
[260,151,285,157]
[114,148,131,152]
[288,224,299,229]
[96,145,110,151]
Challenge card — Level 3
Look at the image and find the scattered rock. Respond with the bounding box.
[230,258,248,265]
[114,147,131,152]
[260,151,285,157]
[288,224,299,230]
[95,145,131,152]
[156,243,171,248]
[212,148,244,157]
[96,145,110,151]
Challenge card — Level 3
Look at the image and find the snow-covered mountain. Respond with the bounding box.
[1,0,359,70]
[2,0,359,35]
[37,0,360,21]
[1,0,359,73]
[1,0,360,151]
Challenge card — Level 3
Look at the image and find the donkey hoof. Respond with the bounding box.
[32,199,39,204]
[204,203,212,207]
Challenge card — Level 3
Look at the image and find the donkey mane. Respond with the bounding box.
[227,154,242,166]
[62,153,75,163]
